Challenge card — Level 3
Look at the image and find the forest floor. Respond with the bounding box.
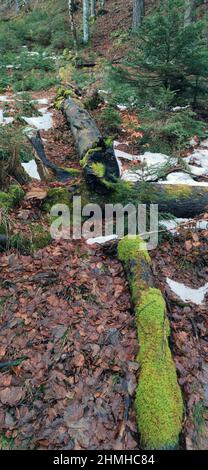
[0,0,208,451]
[1,93,208,449]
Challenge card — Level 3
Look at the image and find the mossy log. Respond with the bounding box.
[104,180,208,218]
[42,178,208,220]
[118,236,183,450]
[64,97,119,187]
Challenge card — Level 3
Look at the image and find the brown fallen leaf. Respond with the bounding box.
[0,387,25,406]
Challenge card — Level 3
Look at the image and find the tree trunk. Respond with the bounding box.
[90,0,96,17]
[64,96,120,185]
[83,0,90,44]
[68,0,78,52]
[184,0,196,26]
[15,0,20,13]
[132,0,145,28]
[63,96,208,218]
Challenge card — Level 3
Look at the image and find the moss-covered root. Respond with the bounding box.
[118,236,183,450]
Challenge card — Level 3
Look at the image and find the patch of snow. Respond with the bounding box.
[27,51,39,56]
[187,165,207,177]
[200,139,208,149]
[141,152,176,167]
[86,234,118,245]
[4,117,14,125]
[184,148,208,173]
[159,171,208,186]
[161,218,188,232]
[166,278,208,305]
[121,171,141,182]
[98,89,109,95]
[117,104,127,111]
[0,95,13,102]
[22,160,40,180]
[114,148,139,161]
[0,111,14,126]
[113,140,123,148]
[171,105,190,112]
[162,217,208,234]
[163,172,195,184]
[31,98,48,105]
[38,107,48,114]
[22,112,53,131]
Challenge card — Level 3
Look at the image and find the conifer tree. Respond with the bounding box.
[110,0,208,109]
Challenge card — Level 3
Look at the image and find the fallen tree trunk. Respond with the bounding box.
[117,236,183,450]
[111,181,208,218]
[64,96,120,187]
[79,180,208,218]
[63,96,208,217]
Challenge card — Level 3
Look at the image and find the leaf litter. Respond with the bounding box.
[0,223,138,449]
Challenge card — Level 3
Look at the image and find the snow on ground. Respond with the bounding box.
[166,278,208,305]
[30,98,49,105]
[114,139,208,184]
[22,111,53,131]
[22,160,40,180]
[0,109,14,126]
[86,234,118,245]
[161,218,208,234]
[0,95,14,102]
[117,104,128,111]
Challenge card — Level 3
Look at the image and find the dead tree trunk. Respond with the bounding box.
[64,96,120,187]
[63,97,208,217]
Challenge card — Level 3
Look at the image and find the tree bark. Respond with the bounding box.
[68,0,78,52]
[90,0,96,17]
[83,0,90,44]
[132,0,145,28]
[184,0,196,25]
[64,96,120,186]
[63,96,208,217]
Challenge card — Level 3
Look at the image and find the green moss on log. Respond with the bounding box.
[135,288,183,449]
[80,147,102,167]
[117,236,183,450]
[61,167,81,176]
[118,235,151,265]
[90,162,105,178]
[164,184,192,199]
